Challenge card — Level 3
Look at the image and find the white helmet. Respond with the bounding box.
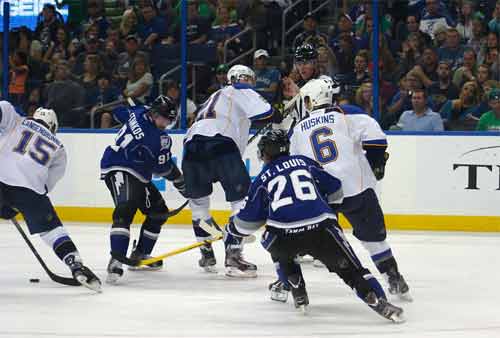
[33,107,59,133]
[299,78,335,115]
[227,64,255,84]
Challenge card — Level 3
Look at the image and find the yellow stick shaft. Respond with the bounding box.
[139,235,223,266]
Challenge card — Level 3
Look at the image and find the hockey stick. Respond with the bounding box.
[164,200,189,219]
[111,235,224,267]
[10,218,80,286]
[198,218,256,244]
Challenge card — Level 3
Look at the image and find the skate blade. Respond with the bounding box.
[105,273,122,285]
[270,292,289,303]
[389,312,406,324]
[398,292,413,302]
[312,259,325,268]
[128,265,163,271]
[225,267,257,278]
[297,304,308,315]
[202,265,218,273]
[76,276,102,293]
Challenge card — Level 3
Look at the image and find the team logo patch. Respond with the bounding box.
[160,135,171,150]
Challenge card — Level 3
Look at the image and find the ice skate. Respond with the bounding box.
[365,292,405,323]
[70,264,102,292]
[225,249,257,278]
[106,257,124,284]
[387,272,413,302]
[128,249,163,271]
[288,274,309,314]
[199,243,217,273]
[269,279,290,302]
[296,254,314,263]
[312,259,325,268]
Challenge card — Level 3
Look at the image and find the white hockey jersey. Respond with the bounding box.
[0,101,67,194]
[289,107,387,198]
[184,83,272,155]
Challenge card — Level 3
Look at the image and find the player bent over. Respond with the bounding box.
[101,96,186,284]
[0,101,101,292]
[289,78,412,301]
[226,130,404,322]
[183,65,274,277]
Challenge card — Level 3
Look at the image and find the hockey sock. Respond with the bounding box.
[110,224,130,256]
[360,240,396,274]
[192,218,213,241]
[135,218,162,255]
[355,272,387,301]
[230,199,245,216]
[224,217,243,250]
[40,226,82,265]
[189,197,211,220]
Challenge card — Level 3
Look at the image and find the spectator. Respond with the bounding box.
[106,28,125,54]
[452,48,477,89]
[161,79,197,128]
[317,45,337,78]
[8,50,30,106]
[354,82,375,115]
[456,1,475,42]
[93,73,121,128]
[428,60,460,111]
[407,47,439,88]
[398,14,432,45]
[477,79,499,115]
[333,33,357,76]
[393,88,444,131]
[45,60,86,127]
[488,1,500,34]
[116,35,148,88]
[468,12,486,55]
[478,31,498,65]
[369,33,397,80]
[253,49,281,104]
[330,12,354,42]
[210,5,242,63]
[438,27,466,70]
[419,0,455,38]
[28,40,49,86]
[123,56,153,104]
[293,12,328,51]
[432,22,448,48]
[397,32,425,78]
[476,88,500,130]
[15,26,33,55]
[119,8,139,38]
[71,36,104,77]
[440,80,481,130]
[386,73,425,128]
[79,54,102,108]
[181,0,211,44]
[477,64,492,89]
[34,4,63,53]
[81,0,110,40]
[350,49,370,87]
[43,26,70,62]
[207,63,228,95]
[137,4,169,48]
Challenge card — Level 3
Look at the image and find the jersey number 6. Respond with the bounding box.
[309,127,338,164]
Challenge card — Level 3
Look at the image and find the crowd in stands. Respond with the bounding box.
[1,0,500,131]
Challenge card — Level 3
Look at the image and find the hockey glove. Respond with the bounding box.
[173,176,187,197]
[364,147,389,181]
[371,152,389,180]
[0,205,19,219]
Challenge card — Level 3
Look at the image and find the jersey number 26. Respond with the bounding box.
[267,169,317,211]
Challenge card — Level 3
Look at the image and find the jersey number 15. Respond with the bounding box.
[12,130,57,166]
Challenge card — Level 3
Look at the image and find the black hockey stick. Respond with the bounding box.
[248,122,273,145]
[165,200,188,218]
[11,218,81,286]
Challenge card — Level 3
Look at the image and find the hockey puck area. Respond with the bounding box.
[29,278,40,283]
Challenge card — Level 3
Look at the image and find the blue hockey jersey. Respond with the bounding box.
[100,105,176,182]
[233,155,342,235]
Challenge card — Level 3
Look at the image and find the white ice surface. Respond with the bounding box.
[1,222,499,338]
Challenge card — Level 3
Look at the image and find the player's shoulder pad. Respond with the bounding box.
[339,104,368,115]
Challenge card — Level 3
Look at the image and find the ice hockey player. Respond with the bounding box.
[182,64,273,277]
[0,101,101,292]
[288,78,412,301]
[101,95,186,284]
[225,129,405,322]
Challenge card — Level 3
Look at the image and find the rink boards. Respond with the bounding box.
[48,131,500,232]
